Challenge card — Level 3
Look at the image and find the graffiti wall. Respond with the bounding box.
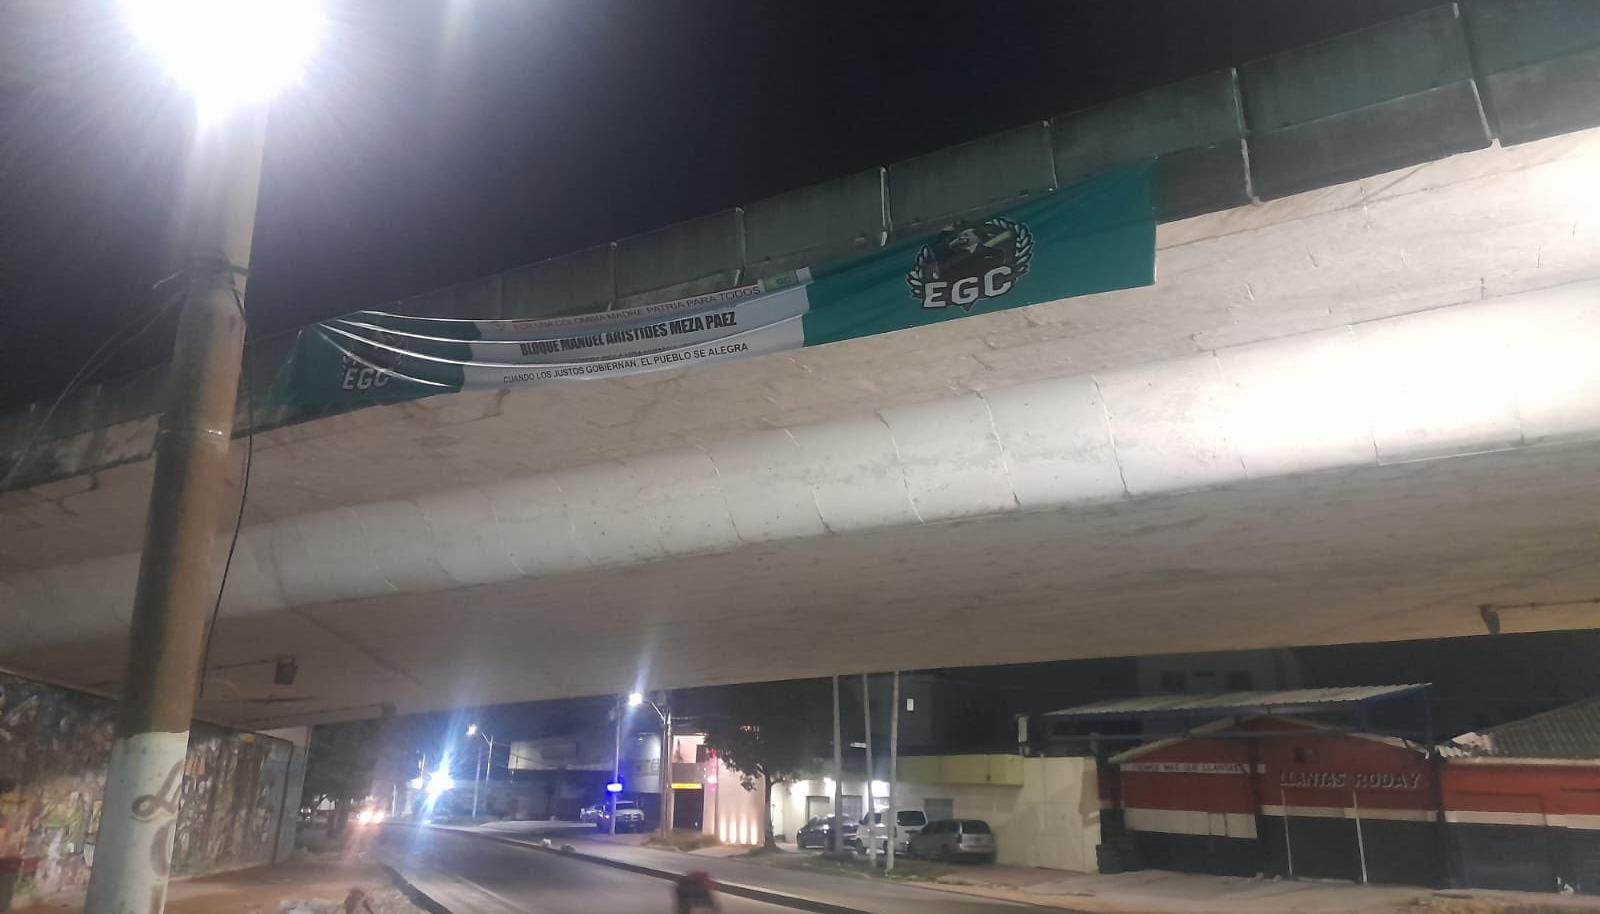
[0,671,294,906]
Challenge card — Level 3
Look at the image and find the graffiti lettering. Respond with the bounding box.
[149,822,173,877]
[131,761,184,821]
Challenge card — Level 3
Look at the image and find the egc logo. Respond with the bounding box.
[906,216,1033,311]
[338,327,403,391]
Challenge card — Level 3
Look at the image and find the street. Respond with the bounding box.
[380,827,780,914]
[379,826,1032,914]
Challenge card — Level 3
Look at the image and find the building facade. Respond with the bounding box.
[1102,703,1600,895]
[770,754,1100,871]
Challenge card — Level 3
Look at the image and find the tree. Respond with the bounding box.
[302,718,385,836]
[699,679,832,849]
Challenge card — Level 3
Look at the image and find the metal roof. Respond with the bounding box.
[1444,698,1600,761]
[1045,684,1429,720]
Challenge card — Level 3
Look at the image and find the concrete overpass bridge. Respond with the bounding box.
[4,2,1600,729]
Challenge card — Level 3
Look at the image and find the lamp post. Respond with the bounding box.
[467,724,494,820]
[629,691,674,838]
[85,4,322,914]
[861,673,876,866]
[831,676,843,855]
[609,697,625,836]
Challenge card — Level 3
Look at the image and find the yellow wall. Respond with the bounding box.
[899,754,1024,786]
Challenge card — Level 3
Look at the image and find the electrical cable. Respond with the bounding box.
[0,270,186,493]
[196,281,254,701]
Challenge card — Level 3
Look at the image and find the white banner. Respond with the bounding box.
[462,307,807,388]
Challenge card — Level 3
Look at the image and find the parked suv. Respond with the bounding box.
[908,818,996,863]
[596,799,646,832]
[849,809,927,854]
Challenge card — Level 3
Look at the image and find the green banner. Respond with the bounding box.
[268,163,1153,415]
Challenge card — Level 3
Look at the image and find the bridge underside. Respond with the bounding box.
[11,435,1600,729]
[5,132,1600,728]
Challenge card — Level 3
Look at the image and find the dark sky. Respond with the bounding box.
[0,0,1437,409]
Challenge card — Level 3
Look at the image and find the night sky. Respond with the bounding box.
[0,0,1438,410]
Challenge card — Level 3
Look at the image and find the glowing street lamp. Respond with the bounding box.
[87,4,325,914]
[425,769,457,799]
[622,690,674,839]
[120,0,324,122]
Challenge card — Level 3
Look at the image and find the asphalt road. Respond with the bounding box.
[379,825,1033,914]
[380,826,793,914]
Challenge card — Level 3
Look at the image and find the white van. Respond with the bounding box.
[850,808,928,854]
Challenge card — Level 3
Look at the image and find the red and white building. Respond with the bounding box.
[1068,689,1600,894]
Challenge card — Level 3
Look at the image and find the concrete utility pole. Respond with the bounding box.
[831,676,843,855]
[85,106,267,914]
[886,671,900,872]
[861,673,875,866]
[472,741,483,818]
[659,693,674,838]
[611,699,623,835]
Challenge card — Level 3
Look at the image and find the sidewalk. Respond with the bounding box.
[10,841,427,914]
[920,867,1600,914]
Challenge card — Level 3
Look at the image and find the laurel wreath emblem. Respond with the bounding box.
[906,217,1034,304]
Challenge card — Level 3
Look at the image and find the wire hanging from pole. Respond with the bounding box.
[196,280,255,700]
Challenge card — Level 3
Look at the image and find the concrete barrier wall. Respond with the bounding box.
[8,0,1600,476]
[0,670,295,906]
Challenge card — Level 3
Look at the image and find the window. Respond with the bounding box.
[897,810,927,828]
[961,820,991,834]
[1225,670,1253,691]
[841,795,863,819]
[924,798,955,822]
[1159,670,1186,693]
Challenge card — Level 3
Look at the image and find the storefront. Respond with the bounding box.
[1072,690,1600,894]
[1440,700,1600,894]
[1108,716,1441,884]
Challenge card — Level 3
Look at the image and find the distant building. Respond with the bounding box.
[1137,649,1302,696]
[504,724,620,820]
[1440,698,1600,893]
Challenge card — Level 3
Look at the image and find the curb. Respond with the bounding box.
[402,824,875,914]
[379,862,453,914]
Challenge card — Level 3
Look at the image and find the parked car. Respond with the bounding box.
[578,803,604,823]
[595,799,647,832]
[907,818,996,863]
[795,815,857,850]
[849,809,927,854]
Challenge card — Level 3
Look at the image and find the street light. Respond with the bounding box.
[425,769,456,800]
[626,692,675,839]
[607,693,660,836]
[86,4,324,914]
[467,724,495,820]
[120,0,323,122]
